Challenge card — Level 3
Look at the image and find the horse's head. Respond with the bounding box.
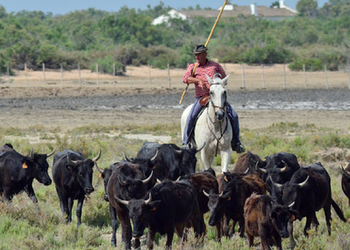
[206,74,230,121]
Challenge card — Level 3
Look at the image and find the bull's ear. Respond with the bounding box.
[223,172,230,182]
[290,214,296,222]
[290,210,300,221]
[22,159,33,169]
[66,164,77,171]
[147,200,161,212]
[270,211,277,220]
[222,190,231,200]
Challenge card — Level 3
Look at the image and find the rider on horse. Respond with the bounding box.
[182,44,245,154]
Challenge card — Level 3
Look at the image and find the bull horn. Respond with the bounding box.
[30,148,34,158]
[254,161,259,171]
[95,162,104,174]
[144,193,152,205]
[196,142,206,153]
[340,165,350,178]
[47,148,56,158]
[258,167,267,173]
[92,148,102,162]
[277,166,287,172]
[175,176,181,182]
[218,191,224,198]
[203,190,209,197]
[156,179,162,184]
[297,175,309,187]
[279,160,288,172]
[124,154,131,162]
[142,171,153,184]
[67,155,78,166]
[269,176,283,188]
[288,201,295,208]
[115,196,129,206]
[150,150,159,162]
[172,146,182,155]
[243,167,249,174]
[118,177,127,186]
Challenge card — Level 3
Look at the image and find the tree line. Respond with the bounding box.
[0,0,350,75]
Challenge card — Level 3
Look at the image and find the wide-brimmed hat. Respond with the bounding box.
[193,45,207,55]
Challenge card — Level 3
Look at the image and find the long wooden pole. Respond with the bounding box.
[179,0,228,104]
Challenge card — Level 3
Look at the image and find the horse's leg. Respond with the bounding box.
[201,149,214,170]
[220,149,231,173]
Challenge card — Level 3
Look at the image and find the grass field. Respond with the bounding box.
[0,122,350,250]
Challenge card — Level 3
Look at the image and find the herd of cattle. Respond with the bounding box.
[1,142,350,250]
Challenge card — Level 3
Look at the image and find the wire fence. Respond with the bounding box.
[1,63,350,91]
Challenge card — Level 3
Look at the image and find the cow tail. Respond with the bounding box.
[331,198,347,222]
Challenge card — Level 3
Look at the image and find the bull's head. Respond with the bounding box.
[116,193,161,238]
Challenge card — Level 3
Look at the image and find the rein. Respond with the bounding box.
[207,98,228,156]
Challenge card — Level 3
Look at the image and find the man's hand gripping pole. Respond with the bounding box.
[179,0,228,104]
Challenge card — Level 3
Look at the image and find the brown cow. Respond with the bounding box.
[206,172,266,240]
[233,151,266,175]
[244,193,296,250]
[180,171,219,235]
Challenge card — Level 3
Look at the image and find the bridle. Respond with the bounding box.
[206,86,228,155]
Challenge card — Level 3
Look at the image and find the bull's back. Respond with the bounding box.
[153,181,199,223]
[242,174,267,195]
[184,172,218,214]
[244,194,270,236]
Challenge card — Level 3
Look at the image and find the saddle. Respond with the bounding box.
[199,94,209,107]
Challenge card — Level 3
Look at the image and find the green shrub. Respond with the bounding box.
[90,55,124,75]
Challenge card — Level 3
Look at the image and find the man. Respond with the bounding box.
[182,44,245,153]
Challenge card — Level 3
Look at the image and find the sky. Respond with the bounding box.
[1,0,330,15]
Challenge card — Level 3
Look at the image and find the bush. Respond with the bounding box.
[288,57,323,71]
[90,55,125,75]
[242,44,293,65]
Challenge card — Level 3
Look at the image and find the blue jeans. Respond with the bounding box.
[183,97,241,146]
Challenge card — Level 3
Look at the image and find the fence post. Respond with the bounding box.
[78,63,82,87]
[241,64,245,89]
[324,65,329,89]
[113,63,116,87]
[60,63,63,88]
[167,63,171,88]
[25,63,28,87]
[96,63,99,87]
[43,63,46,86]
[148,64,152,88]
[7,65,10,85]
[261,64,265,89]
[348,71,350,89]
[130,69,133,87]
[303,64,307,88]
[283,63,286,89]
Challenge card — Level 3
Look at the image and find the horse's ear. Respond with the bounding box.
[206,75,213,85]
[222,74,230,86]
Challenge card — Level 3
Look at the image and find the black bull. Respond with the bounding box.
[106,161,153,249]
[0,147,54,208]
[117,180,205,250]
[271,162,346,248]
[52,149,101,227]
[136,141,200,181]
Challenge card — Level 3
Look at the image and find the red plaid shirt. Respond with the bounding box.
[183,60,226,98]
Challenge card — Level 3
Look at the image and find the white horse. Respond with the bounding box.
[181,74,233,173]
